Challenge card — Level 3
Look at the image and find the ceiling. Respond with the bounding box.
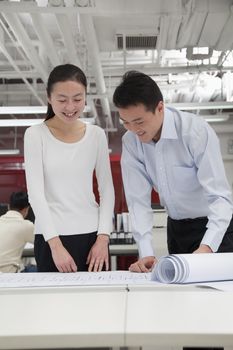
[0,0,233,144]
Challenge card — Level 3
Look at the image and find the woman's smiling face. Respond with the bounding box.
[48,80,86,124]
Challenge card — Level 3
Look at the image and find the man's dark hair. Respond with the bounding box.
[9,191,29,211]
[113,70,163,113]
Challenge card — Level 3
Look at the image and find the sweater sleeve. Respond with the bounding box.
[24,125,58,241]
[95,128,115,235]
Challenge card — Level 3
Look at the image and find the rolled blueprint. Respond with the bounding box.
[151,253,233,284]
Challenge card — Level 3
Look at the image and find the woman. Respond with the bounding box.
[24,64,115,273]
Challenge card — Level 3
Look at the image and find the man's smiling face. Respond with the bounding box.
[119,101,164,143]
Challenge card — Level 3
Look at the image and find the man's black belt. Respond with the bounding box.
[170,216,207,223]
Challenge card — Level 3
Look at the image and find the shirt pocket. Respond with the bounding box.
[172,165,200,192]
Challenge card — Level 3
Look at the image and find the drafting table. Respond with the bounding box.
[126,285,233,348]
[1,279,233,349]
[0,285,127,350]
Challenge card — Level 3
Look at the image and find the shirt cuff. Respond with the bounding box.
[137,233,154,258]
[200,229,224,252]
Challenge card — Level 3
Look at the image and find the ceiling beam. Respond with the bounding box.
[0,1,183,16]
[1,12,48,82]
[0,41,45,105]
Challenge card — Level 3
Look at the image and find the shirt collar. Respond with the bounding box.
[4,210,24,219]
[160,107,178,140]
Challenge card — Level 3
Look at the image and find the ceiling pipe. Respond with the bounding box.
[81,14,114,128]
[0,59,32,67]
[0,71,43,79]
[55,13,82,67]
[102,64,233,76]
[30,12,61,67]
[0,1,183,16]
[1,62,233,81]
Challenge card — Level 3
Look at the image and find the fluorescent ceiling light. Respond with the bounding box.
[0,119,44,127]
[168,102,233,110]
[204,114,229,123]
[0,106,91,115]
[0,107,46,115]
[0,118,95,127]
[0,149,20,155]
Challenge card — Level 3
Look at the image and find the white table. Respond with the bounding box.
[126,285,233,348]
[0,285,127,350]
[1,281,233,349]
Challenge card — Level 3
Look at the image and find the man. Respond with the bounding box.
[0,191,35,272]
[113,71,233,273]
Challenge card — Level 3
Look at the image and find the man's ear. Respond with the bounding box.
[21,207,29,219]
[157,101,164,113]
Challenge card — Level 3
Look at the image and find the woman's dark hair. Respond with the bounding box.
[9,191,29,211]
[113,70,163,113]
[45,64,87,120]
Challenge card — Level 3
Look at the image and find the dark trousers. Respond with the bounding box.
[167,215,233,350]
[34,232,98,272]
[167,216,233,254]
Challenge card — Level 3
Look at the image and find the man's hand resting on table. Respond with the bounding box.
[129,256,157,273]
[129,245,213,273]
[193,244,213,254]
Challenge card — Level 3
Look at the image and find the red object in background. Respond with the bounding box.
[0,156,26,203]
[0,155,160,210]
[109,154,128,213]
[107,154,159,213]
[116,256,137,270]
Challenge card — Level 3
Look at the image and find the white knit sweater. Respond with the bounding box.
[24,122,114,241]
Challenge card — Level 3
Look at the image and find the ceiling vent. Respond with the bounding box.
[186,47,213,61]
[116,34,157,50]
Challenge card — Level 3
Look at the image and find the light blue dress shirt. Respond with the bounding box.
[121,107,233,258]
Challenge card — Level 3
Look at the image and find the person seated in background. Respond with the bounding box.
[0,191,36,273]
